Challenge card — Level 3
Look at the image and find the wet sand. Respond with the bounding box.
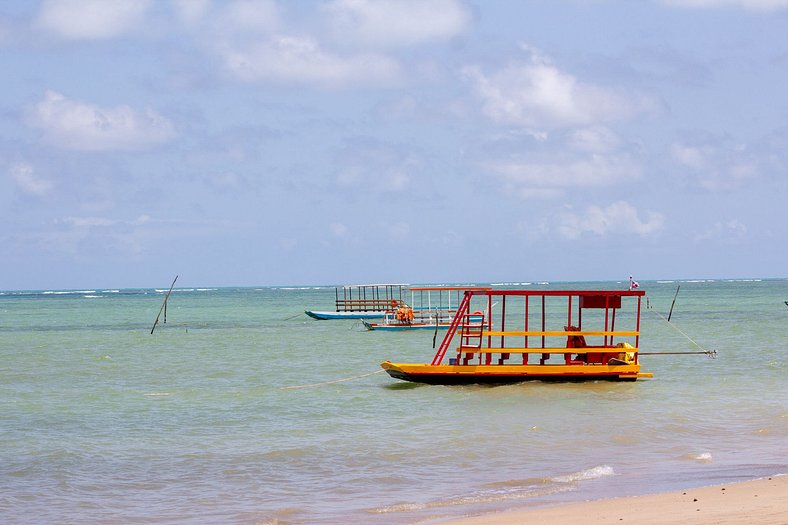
[445,475,787,525]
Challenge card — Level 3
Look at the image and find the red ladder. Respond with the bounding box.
[431,291,473,365]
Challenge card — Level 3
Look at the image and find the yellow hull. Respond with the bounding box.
[381,361,652,384]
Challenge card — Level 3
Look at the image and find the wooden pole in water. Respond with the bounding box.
[432,312,439,348]
[667,285,680,322]
[151,275,178,334]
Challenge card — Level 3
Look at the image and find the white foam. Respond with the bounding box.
[695,452,713,463]
[553,465,615,483]
[43,290,96,295]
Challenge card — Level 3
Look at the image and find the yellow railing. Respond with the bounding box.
[457,347,638,354]
[481,330,639,337]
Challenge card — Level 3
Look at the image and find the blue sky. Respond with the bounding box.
[2,0,787,290]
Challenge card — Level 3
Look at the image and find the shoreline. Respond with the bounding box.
[443,475,787,525]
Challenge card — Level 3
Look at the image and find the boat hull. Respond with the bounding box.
[304,310,387,320]
[380,361,651,384]
[362,320,451,331]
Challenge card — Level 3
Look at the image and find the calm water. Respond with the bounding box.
[1,280,786,524]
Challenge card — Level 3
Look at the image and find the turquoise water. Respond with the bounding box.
[1,280,786,524]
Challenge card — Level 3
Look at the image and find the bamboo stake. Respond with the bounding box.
[151,275,178,334]
[667,285,680,322]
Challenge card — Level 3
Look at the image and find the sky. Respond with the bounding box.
[1,0,787,290]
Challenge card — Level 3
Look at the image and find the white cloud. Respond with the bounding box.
[279,238,298,251]
[171,0,211,26]
[336,164,412,192]
[671,143,708,170]
[386,221,410,240]
[463,44,657,129]
[222,35,403,88]
[660,0,788,11]
[485,154,640,199]
[36,0,151,40]
[330,222,349,238]
[671,140,764,190]
[694,220,748,241]
[9,163,53,196]
[57,216,117,227]
[334,139,419,193]
[570,126,622,153]
[323,0,471,47]
[557,201,664,239]
[218,0,281,34]
[28,91,175,151]
[380,169,411,192]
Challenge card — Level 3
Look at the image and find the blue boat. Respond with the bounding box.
[304,284,407,320]
[362,286,491,331]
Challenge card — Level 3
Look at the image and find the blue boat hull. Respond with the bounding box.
[305,310,386,320]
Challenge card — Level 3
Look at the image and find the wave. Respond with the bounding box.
[370,466,614,515]
[679,452,713,463]
[43,290,96,295]
[552,465,615,483]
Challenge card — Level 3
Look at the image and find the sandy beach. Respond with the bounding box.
[446,475,787,525]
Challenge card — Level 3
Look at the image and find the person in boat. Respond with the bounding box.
[565,325,587,364]
[395,304,414,324]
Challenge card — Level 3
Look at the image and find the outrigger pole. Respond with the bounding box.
[640,350,717,358]
[647,298,717,358]
[150,275,178,334]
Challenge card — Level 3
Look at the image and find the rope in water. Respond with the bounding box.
[647,307,716,357]
[280,369,386,390]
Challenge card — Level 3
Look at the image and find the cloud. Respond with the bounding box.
[386,221,410,240]
[557,201,665,239]
[694,220,748,241]
[222,35,403,88]
[28,91,175,151]
[463,44,657,129]
[323,0,471,47]
[36,0,151,40]
[569,126,622,153]
[8,163,53,196]
[334,139,418,193]
[671,143,708,170]
[485,154,641,199]
[171,0,211,26]
[216,0,282,34]
[330,222,349,238]
[671,139,764,190]
[56,216,117,227]
[660,0,788,11]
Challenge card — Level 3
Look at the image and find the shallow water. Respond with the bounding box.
[1,280,786,524]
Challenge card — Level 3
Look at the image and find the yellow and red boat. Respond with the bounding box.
[381,288,653,384]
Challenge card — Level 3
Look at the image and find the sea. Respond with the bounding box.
[1,279,786,524]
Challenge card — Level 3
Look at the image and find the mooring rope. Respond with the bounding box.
[280,369,386,390]
[647,307,716,357]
